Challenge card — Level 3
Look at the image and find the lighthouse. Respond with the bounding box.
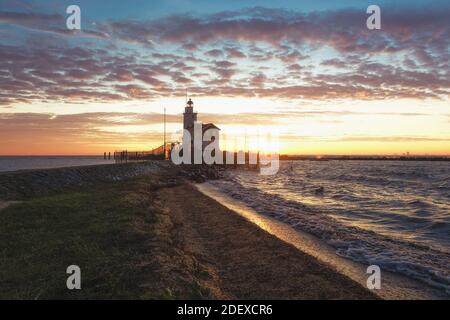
[183,98,197,130]
[182,98,220,156]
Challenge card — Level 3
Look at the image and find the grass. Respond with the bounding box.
[0,166,378,300]
[1,180,139,299]
[0,176,205,299]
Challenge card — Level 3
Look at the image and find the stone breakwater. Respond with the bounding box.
[177,164,225,182]
[0,162,226,200]
[0,162,174,200]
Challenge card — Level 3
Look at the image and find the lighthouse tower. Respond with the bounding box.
[183,98,197,130]
[181,98,220,160]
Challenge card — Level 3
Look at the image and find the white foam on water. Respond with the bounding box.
[205,160,450,298]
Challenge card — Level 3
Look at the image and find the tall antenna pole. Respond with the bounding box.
[163,107,166,160]
[245,129,247,151]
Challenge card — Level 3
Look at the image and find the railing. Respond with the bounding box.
[114,143,173,163]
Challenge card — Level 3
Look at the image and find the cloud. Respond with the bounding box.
[204,49,223,57]
[0,5,449,105]
[97,6,450,58]
[321,59,347,68]
[225,47,246,59]
[337,136,450,142]
[0,11,108,38]
[0,112,181,154]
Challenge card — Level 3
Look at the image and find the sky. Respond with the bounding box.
[0,0,449,155]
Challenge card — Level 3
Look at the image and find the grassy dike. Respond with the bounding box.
[0,163,377,300]
[0,169,209,299]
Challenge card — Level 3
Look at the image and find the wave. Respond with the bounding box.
[211,161,450,296]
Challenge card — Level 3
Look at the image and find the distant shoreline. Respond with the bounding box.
[279,155,450,161]
[1,154,448,160]
[0,155,449,174]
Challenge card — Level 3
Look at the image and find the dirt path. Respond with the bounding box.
[159,184,377,299]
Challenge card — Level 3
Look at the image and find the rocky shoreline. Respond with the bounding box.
[0,161,226,200]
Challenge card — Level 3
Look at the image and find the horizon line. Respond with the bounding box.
[1,154,449,158]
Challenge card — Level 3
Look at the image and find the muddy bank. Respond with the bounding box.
[157,183,378,299]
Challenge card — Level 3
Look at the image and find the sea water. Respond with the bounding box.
[208,160,450,295]
[0,156,112,172]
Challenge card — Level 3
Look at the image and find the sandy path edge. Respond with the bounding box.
[158,183,378,299]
